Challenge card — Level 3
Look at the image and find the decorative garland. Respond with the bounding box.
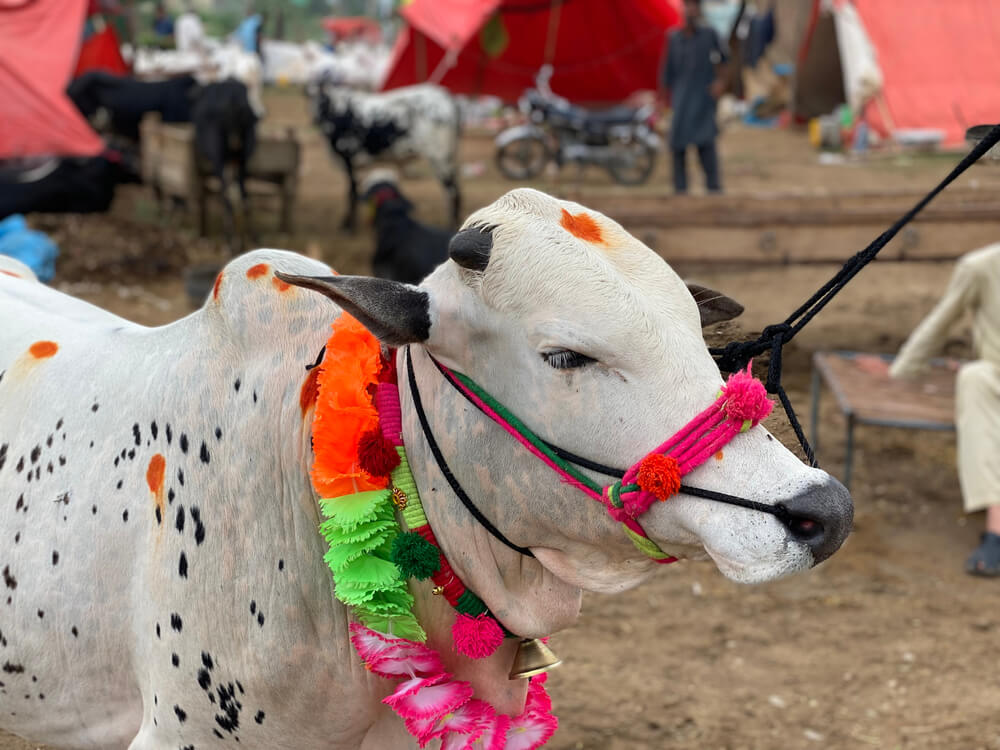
[311,314,557,749]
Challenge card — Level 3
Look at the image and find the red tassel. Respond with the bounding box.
[378,352,398,383]
[357,428,400,478]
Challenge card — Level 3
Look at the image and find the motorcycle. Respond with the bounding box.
[495,67,661,185]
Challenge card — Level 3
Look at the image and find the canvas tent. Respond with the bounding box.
[794,0,1000,146]
[0,0,104,159]
[74,11,130,79]
[381,0,683,104]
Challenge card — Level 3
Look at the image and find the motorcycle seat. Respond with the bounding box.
[578,105,643,124]
[544,101,642,127]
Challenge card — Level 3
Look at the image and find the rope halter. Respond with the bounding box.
[426,352,777,564]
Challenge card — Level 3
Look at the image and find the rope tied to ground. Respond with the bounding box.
[711,124,1000,468]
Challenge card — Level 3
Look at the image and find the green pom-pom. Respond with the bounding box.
[390,531,441,580]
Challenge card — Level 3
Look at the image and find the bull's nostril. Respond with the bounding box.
[786,516,824,541]
[777,476,853,564]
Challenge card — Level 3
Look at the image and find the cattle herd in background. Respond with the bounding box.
[0,35,671,287]
[1,43,464,285]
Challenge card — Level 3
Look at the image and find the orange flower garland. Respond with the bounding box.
[310,314,388,498]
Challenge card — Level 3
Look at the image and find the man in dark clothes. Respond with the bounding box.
[661,0,729,194]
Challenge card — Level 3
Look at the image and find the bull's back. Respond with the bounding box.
[0,250,356,748]
[0,276,178,746]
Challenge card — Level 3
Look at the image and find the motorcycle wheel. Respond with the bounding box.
[496,136,549,180]
[607,140,656,185]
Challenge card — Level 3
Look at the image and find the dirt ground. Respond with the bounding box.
[5,89,1000,750]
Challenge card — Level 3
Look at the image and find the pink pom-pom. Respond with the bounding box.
[721,365,773,425]
[452,613,504,659]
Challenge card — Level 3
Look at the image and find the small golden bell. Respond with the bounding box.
[508,638,562,680]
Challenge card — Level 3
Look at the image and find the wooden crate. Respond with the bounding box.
[140,115,301,235]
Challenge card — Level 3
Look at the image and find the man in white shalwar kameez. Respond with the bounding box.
[886,243,1000,575]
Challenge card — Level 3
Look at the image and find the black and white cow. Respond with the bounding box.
[67,73,259,253]
[190,80,260,253]
[308,79,461,231]
[0,188,852,749]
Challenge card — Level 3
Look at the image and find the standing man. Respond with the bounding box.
[661,0,729,194]
[152,3,174,48]
[175,1,206,55]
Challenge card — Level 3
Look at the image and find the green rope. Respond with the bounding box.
[450,371,604,494]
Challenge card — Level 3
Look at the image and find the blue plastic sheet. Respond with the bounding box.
[0,214,59,282]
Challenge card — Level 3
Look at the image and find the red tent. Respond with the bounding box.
[794,0,1000,146]
[0,0,104,159]
[74,19,129,78]
[381,0,683,104]
[323,16,382,43]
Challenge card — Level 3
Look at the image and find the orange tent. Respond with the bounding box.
[0,0,103,158]
[381,0,682,104]
[795,0,1000,146]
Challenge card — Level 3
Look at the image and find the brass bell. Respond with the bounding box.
[508,638,562,680]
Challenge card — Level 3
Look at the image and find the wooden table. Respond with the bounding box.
[810,351,958,488]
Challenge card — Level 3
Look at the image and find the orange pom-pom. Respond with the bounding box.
[636,454,682,501]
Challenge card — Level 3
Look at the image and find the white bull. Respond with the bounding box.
[0,189,851,749]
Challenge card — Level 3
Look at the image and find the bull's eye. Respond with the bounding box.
[542,349,596,370]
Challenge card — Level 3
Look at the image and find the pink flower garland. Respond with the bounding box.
[351,624,558,749]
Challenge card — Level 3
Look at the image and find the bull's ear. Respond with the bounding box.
[275,273,430,346]
[686,282,744,327]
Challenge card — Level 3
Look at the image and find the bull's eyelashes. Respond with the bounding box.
[542,349,596,370]
[448,224,494,272]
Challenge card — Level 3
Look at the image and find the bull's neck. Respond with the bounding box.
[392,346,529,714]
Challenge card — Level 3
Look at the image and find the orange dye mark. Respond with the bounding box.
[147,453,166,520]
[714,451,724,462]
[1,270,21,278]
[212,272,224,300]
[29,341,58,359]
[560,208,605,245]
[246,263,269,279]
[300,366,321,416]
[272,276,291,292]
[147,454,166,494]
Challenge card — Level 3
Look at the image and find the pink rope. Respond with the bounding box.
[376,383,403,447]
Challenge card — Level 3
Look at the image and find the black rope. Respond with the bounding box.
[678,485,793,524]
[711,124,1000,465]
[406,348,535,558]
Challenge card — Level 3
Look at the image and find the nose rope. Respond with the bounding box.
[422,350,792,563]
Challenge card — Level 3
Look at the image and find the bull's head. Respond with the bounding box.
[280,188,852,639]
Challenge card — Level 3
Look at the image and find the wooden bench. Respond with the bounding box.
[140,115,300,236]
[809,351,958,488]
